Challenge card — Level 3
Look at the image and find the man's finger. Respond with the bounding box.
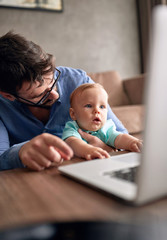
[41,133,73,160]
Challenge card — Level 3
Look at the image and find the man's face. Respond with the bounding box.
[16,70,60,107]
[70,87,108,131]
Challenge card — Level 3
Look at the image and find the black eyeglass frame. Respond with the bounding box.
[12,68,61,106]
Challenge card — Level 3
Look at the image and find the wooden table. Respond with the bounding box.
[0,155,167,232]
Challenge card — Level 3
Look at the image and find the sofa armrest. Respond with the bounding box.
[123,74,146,105]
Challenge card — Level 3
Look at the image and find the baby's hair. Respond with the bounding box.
[70,83,107,107]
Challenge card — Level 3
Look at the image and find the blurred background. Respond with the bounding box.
[0,0,165,78]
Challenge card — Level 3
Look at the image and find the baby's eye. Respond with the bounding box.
[84,104,92,108]
[100,105,106,109]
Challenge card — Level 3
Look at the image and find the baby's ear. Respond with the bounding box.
[69,108,76,120]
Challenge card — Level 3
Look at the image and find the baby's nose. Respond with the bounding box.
[94,107,100,113]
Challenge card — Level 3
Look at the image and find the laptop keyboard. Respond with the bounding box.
[103,166,138,183]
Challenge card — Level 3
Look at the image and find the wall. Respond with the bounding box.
[0,0,140,79]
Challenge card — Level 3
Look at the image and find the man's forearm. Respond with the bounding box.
[0,143,25,170]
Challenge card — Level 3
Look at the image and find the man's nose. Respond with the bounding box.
[48,89,59,100]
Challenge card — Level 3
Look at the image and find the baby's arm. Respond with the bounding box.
[114,134,143,152]
[65,136,110,160]
[78,129,118,153]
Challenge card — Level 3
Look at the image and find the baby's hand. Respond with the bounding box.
[84,146,110,160]
[129,139,143,152]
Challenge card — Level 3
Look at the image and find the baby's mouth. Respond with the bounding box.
[93,117,101,123]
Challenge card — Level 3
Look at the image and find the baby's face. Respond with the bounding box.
[71,87,108,131]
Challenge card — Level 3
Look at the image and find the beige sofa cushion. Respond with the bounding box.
[88,71,130,107]
[123,74,145,104]
[112,105,145,135]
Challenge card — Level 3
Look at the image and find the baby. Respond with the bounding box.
[62,83,142,160]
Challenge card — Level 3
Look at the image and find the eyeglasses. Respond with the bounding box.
[13,68,61,106]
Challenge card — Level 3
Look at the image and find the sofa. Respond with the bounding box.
[88,71,145,139]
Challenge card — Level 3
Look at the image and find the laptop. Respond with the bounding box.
[58,6,167,205]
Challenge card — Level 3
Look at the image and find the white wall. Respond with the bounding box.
[0,0,140,78]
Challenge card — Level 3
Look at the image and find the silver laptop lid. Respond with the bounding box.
[136,6,167,204]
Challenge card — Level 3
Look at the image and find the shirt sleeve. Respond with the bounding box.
[107,106,128,134]
[62,121,82,141]
[0,120,9,155]
[0,120,25,170]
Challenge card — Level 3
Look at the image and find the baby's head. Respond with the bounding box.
[70,83,108,132]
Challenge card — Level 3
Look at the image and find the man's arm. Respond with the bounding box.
[107,105,128,133]
[0,120,25,170]
[65,136,110,160]
[0,120,9,156]
[19,133,73,171]
[0,120,73,171]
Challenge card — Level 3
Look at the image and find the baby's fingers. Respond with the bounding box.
[85,149,110,160]
[131,143,141,152]
[138,140,143,149]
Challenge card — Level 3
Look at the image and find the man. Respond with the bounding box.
[0,31,127,171]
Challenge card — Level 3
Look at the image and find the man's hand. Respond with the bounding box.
[19,133,73,171]
[78,129,117,153]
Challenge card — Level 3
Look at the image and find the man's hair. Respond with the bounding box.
[70,83,108,107]
[0,31,55,94]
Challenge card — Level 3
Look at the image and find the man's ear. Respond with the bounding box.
[69,107,77,120]
[0,91,15,101]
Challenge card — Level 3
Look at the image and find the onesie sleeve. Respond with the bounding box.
[62,121,82,141]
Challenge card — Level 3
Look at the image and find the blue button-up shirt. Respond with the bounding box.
[0,66,127,170]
